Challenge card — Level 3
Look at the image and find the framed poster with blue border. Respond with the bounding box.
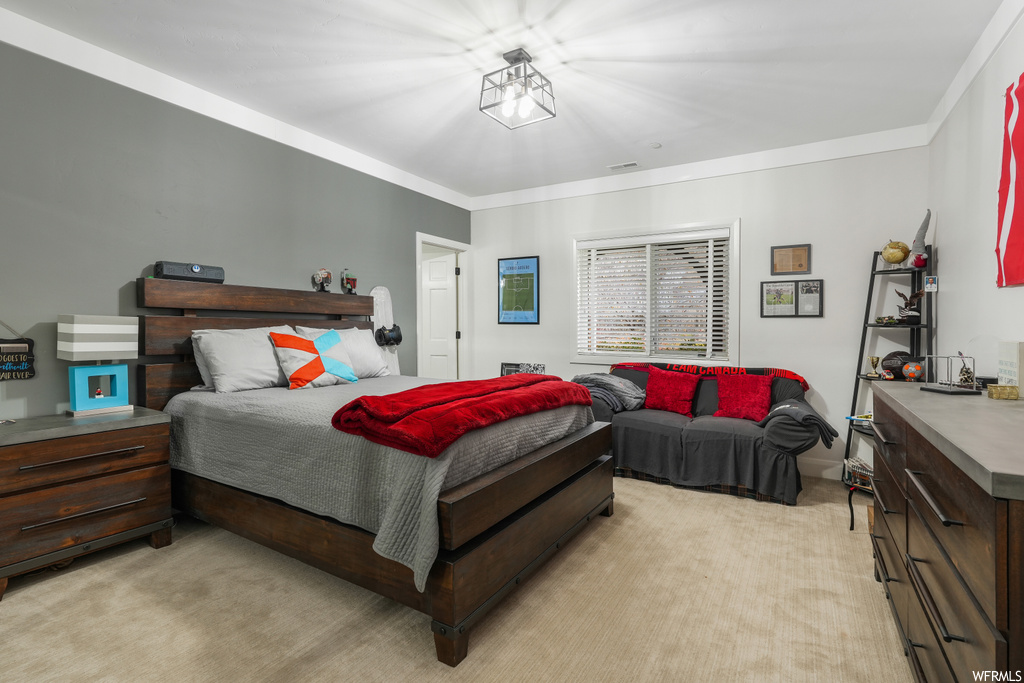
[498,256,539,324]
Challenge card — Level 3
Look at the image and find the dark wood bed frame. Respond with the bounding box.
[135,277,613,666]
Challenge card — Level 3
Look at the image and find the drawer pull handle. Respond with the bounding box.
[906,470,964,527]
[905,553,968,643]
[21,497,147,531]
[19,445,146,471]
[869,477,897,515]
[869,534,897,584]
[870,421,896,445]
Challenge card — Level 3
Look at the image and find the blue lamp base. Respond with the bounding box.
[67,363,134,417]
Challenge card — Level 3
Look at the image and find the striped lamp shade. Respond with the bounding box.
[56,315,139,361]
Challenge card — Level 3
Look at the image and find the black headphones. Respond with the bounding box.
[374,324,402,346]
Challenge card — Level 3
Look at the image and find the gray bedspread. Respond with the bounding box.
[165,375,593,591]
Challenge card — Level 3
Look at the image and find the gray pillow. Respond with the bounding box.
[191,325,294,393]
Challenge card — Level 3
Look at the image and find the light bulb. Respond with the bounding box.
[518,95,535,118]
[501,77,516,117]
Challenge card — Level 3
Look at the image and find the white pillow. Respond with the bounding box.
[297,326,390,379]
[191,325,294,393]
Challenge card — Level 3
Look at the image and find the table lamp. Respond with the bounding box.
[56,315,138,416]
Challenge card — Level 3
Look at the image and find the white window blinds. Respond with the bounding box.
[575,229,731,361]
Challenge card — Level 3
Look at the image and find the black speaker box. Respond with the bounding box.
[154,261,225,283]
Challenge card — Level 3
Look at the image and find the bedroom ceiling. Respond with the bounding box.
[0,0,1006,199]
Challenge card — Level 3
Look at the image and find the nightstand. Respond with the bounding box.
[0,407,174,600]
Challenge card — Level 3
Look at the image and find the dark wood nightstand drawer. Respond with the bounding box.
[907,500,1006,675]
[906,426,999,619]
[0,464,171,567]
[0,424,169,496]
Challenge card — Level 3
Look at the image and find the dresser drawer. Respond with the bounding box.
[906,426,999,620]
[0,465,171,567]
[872,510,910,633]
[0,424,169,495]
[907,500,1006,676]
[906,590,956,683]
[871,397,906,496]
[871,449,907,557]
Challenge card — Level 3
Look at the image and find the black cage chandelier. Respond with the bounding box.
[479,48,555,129]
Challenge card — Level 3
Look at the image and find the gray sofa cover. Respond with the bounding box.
[587,365,832,505]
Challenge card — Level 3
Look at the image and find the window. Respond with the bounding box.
[574,223,737,363]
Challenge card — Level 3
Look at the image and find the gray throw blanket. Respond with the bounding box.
[572,373,646,413]
[757,401,839,448]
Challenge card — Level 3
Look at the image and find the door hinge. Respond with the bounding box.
[455,331,462,340]
[455,267,461,276]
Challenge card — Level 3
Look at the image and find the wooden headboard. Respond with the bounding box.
[136,277,375,410]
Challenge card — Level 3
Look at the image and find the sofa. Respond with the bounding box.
[578,363,836,505]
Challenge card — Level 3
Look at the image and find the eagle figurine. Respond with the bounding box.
[896,288,924,321]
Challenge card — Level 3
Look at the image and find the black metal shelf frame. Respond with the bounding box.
[842,246,933,530]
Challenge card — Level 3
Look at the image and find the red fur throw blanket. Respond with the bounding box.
[332,374,592,458]
[612,362,810,392]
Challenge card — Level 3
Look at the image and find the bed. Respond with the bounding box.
[135,277,613,666]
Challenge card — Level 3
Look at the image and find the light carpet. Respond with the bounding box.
[1,476,910,682]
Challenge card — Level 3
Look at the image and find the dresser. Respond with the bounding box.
[0,408,174,600]
[870,383,1024,681]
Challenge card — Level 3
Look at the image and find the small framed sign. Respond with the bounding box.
[771,244,811,275]
[498,256,539,324]
[0,338,35,380]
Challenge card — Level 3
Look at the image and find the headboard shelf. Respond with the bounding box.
[137,277,374,316]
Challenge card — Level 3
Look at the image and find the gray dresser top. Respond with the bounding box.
[872,382,1024,500]
[0,407,169,447]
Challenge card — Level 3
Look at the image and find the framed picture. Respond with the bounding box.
[771,244,811,275]
[761,279,824,317]
[498,256,539,324]
[500,362,521,376]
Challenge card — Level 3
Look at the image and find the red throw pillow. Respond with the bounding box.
[713,374,774,420]
[644,367,700,416]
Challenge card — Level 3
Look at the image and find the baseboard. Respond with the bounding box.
[799,455,844,480]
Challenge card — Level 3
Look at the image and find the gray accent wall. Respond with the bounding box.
[0,42,470,419]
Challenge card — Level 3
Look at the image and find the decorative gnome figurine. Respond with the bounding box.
[907,209,931,269]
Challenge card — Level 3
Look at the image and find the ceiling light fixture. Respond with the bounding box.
[480,48,555,130]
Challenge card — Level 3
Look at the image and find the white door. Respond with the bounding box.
[421,251,459,379]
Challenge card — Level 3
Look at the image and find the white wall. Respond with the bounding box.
[929,13,1024,370]
[469,148,931,478]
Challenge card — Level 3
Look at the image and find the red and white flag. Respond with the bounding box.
[997,73,1024,287]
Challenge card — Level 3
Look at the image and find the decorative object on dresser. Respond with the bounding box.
[997,341,1024,389]
[870,383,1022,680]
[56,315,139,416]
[918,354,981,395]
[0,408,174,601]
